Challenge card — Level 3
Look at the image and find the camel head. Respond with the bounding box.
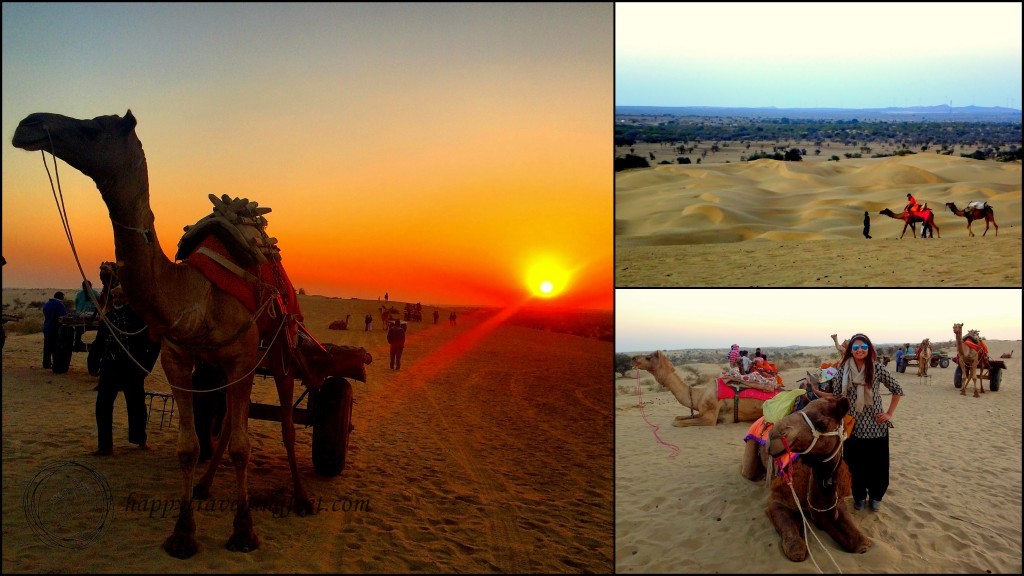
[945,202,958,213]
[953,323,963,338]
[631,350,668,372]
[879,208,895,217]
[767,397,850,460]
[12,111,146,197]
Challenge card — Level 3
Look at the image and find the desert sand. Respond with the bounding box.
[2,290,613,573]
[615,340,1022,574]
[616,155,1022,286]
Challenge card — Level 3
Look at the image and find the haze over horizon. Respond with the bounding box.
[617,2,1022,110]
[616,289,1023,353]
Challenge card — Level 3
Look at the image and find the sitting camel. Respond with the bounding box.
[1000,350,1013,359]
[916,338,932,378]
[945,202,998,237]
[879,207,941,239]
[953,323,985,398]
[631,350,774,427]
[329,314,351,330]
[744,397,870,562]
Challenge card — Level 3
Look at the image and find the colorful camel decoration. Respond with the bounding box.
[879,207,941,239]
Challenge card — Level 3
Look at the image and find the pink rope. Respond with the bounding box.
[636,372,680,458]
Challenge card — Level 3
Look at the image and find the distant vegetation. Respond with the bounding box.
[505,308,613,342]
[615,116,1022,165]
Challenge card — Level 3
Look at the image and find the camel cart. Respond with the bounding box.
[51,312,103,374]
[952,357,1006,392]
[193,333,367,477]
[897,352,951,373]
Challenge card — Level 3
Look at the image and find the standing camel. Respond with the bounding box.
[916,338,932,378]
[953,323,983,398]
[945,202,998,237]
[879,207,941,239]
[12,111,370,559]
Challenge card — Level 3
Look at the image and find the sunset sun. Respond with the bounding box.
[525,257,570,299]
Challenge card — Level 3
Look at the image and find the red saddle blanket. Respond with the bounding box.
[183,235,301,337]
[717,378,780,402]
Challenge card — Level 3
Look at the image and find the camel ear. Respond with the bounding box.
[122,110,137,134]
[833,396,851,419]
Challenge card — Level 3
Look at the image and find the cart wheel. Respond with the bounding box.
[953,365,962,389]
[988,366,1001,392]
[312,377,353,476]
[52,324,75,374]
[930,358,939,368]
[939,358,949,369]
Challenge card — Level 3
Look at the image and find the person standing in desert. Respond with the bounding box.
[833,332,904,512]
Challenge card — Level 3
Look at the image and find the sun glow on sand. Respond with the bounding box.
[525,256,570,299]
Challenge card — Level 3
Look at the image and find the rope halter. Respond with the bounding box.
[789,410,846,463]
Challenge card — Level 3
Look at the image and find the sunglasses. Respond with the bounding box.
[850,343,870,351]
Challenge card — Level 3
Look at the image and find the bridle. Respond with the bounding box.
[788,410,846,463]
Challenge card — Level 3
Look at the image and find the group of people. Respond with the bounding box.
[800,333,905,512]
[727,345,773,375]
[40,270,160,457]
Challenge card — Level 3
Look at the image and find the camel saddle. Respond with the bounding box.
[966,201,988,211]
[175,195,301,339]
[718,378,780,423]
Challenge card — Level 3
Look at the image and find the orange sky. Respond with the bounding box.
[1,3,611,310]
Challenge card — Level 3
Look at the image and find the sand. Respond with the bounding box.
[616,155,1022,286]
[615,341,1023,574]
[2,291,613,573]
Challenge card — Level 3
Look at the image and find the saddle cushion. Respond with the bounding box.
[183,234,301,336]
[717,378,780,401]
[966,201,988,211]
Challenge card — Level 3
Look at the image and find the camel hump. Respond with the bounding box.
[175,195,281,265]
[966,200,989,211]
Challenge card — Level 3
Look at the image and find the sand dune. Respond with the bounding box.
[616,340,1022,574]
[617,155,1022,286]
[2,291,613,573]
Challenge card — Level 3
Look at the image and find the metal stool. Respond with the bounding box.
[145,391,175,431]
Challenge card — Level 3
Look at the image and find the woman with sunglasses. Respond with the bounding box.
[834,333,904,512]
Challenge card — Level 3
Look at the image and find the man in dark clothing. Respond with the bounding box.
[364,313,373,332]
[42,291,68,369]
[863,211,872,239]
[433,310,439,324]
[91,287,157,455]
[387,320,407,370]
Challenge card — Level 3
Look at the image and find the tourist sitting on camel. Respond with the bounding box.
[904,193,921,214]
[738,350,752,374]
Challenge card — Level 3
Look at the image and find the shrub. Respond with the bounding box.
[615,154,651,171]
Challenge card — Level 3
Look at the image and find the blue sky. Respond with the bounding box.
[616,2,1023,109]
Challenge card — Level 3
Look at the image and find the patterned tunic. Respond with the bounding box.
[822,360,904,439]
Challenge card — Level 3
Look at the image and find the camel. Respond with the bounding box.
[879,207,941,239]
[945,202,998,237]
[1000,350,1013,359]
[953,323,985,398]
[916,338,932,378]
[744,397,870,562]
[12,111,370,559]
[329,314,351,330]
[631,350,770,427]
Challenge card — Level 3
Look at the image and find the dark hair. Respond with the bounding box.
[740,350,748,357]
[54,291,65,300]
[839,333,876,386]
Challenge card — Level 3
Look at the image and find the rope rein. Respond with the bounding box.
[635,370,680,458]
[36,144,291,394]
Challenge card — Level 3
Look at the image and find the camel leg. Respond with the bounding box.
[193,410,232,500]
[932,220,940,238]
[767,501,808,561]
[674,405,719,427]
[271,342,315,517]
[740,440,766,481]
[160,347,201,559]
[817,505,871,553]
[221,352,260,553]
